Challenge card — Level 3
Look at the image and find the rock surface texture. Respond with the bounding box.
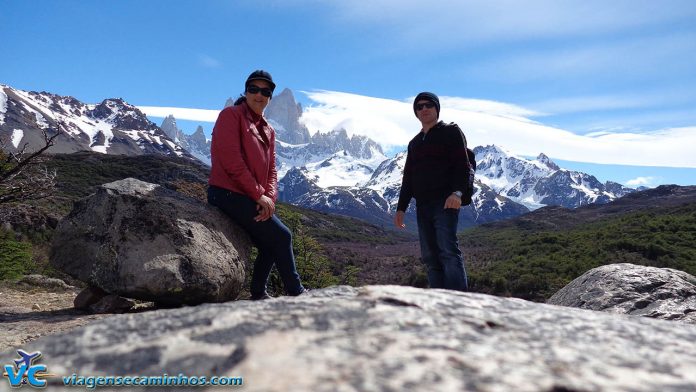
[50,178,251,306]
[4,285,696,391]
[548,263,696,324]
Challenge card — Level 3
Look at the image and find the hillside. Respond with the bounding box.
[462,185,696,301]
[0,152,416,286]
[2,151,695,303]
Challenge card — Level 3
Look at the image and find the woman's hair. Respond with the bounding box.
[234,95,246,106]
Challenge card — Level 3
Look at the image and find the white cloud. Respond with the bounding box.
[437,97,541,122]
[300,90,696,169]
[137,89,696,169]
[626,176,655,186]
[137,106,220,122]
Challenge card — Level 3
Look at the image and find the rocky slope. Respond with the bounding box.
[0,84,187,158]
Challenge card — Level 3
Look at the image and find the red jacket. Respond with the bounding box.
[208,102,278,202]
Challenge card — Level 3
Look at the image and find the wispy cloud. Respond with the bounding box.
[300,90,696,168]
[137,106,220,122]
[137,89,696,169]
[437,97,541,122]
[198,54,222,69]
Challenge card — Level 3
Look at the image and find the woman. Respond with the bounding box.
[208,70,306,300]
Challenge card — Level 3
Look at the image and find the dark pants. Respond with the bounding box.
[416,198,468,291]
[207,186,304,296]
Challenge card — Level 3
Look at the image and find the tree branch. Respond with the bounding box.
[0,122,63,205]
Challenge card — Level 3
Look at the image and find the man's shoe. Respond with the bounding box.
[298,288,310,296]
[250,292,273,301]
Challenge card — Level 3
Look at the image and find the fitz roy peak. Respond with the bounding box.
[0,84,187,157]
[265,88,311,145]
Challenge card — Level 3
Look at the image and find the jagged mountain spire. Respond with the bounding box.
[265,88,311,144]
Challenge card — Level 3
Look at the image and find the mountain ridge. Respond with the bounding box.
[1,84,639,230]
[0,84,189,159]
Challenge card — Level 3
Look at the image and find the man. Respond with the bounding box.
[394,92,470,291]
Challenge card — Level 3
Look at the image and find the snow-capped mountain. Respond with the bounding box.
[1,83,637,231]
[369,150,530,209]
[356,150,531,229]
[264,87,386,187]
[0,84,188,158]
[266,91,530,229]
[279,167,393,227]
[260,89,633,229]
[276,129,386,187]
[159,115,211,164]
[474,145,634,209]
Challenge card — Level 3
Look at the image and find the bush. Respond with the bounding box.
[459,203,696,302]
[0,231,32,281]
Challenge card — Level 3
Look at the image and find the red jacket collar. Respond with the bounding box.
[241,101,267,125]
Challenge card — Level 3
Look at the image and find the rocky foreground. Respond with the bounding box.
[3,285,696,392]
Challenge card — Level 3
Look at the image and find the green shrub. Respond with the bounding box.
[460,203,696,301]
[0,231,32,281]
[242,207,348,297]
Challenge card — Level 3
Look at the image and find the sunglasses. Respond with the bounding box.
[247,85,273,98]
[415,102,436,111]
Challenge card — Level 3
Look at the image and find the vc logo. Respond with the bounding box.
[2,350,52,388]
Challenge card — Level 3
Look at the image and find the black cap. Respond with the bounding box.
[413,92,440,117]
[245,70,276,92]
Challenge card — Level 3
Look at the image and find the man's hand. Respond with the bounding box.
[394,210,406,229]
[444,194,462,210]
[255,195,275,222]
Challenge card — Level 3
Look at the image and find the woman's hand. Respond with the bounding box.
[394,210,406,229]
[255,195,275,222]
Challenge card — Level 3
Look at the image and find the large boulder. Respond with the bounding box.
[548,263,696,324]
[3,285,696,391]
[50,178,251,306]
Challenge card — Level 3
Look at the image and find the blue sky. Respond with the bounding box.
[2,0,695,186]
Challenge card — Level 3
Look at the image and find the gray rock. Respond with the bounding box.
[88,295,136,314]
[73,286,108,310]
[5,285,696,391]
[548,263,696,324]
[50,178,251,306]
[17,274,73,290]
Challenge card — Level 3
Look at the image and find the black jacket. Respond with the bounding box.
[396,121,469,211]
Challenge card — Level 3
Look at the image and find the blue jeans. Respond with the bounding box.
[207,186,305,297]
[416,199,468,291]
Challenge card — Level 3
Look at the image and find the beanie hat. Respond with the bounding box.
[245,70,276,92]
[413,92,440,117]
